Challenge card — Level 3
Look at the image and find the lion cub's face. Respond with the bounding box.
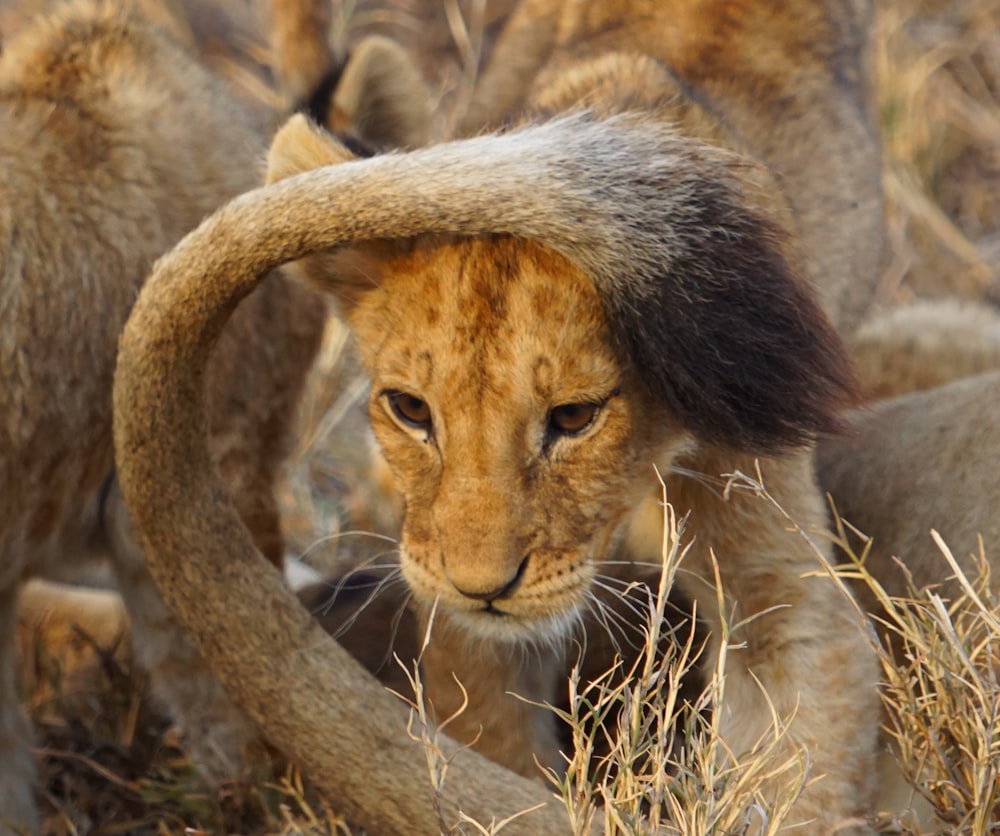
[340,236,681,642]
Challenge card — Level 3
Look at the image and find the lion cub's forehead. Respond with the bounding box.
[355,236,620,401]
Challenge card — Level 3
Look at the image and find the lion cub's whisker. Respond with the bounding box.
[598,558,670,574]
[310,569,406,625]
[589,579,655,627]
[297,528,401,563]
[665,466,735,495]
[583,596,645,658]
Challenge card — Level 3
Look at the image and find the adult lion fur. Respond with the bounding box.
[820,298,1000,633]
[850,297,1000,398]
[112,2,887,831]
[0,1,325,831]
[458,0,884,334]
[818,370,1000,617]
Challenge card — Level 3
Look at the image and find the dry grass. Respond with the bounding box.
[837,528,1000,834]
[17,618,287,833]
[876,0,1000,303]
[551,497,810,836]
[10,0,1000,832]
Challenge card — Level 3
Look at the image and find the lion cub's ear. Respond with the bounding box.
[265,114,388,312]
[266,113,357,184]
[309,35,432,150]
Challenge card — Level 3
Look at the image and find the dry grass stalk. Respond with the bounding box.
[876,0,1000,301]
[551,488,811,835]
[384,601,553,836]
[834,523,1000,834]
[269,767,353,835]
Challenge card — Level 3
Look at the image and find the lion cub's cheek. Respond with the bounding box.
[383,396,669,642]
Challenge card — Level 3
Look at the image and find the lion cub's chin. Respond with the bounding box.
[441,603,584,645]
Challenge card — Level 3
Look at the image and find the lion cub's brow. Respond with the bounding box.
[352,236,621,419]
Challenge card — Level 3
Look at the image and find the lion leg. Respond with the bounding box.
[103,487,258,783]
[660,450,880,832]
[0,586,39,835]
[705,578,878,833]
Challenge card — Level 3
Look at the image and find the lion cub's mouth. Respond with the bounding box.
[401,554,595,644]
[447,602,584,644]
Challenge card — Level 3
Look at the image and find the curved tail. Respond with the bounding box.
[112,113,856,831]
[111,125,598,834]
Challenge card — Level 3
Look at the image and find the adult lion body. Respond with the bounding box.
[462,0,884,333]
[112,1,886,832]
[0,1,323,831]
[818,369,1000,613]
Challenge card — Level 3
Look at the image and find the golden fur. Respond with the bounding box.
[0,2,324,831]
[108,1,890,830]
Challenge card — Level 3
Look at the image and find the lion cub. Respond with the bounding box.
[0,1,323,831]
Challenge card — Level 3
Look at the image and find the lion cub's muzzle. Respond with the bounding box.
[402,538,596,642]
[445,551,529,603]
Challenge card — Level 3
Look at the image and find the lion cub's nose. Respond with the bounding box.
[449,554,529,602]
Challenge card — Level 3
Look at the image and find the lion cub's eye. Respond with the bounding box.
[548,402,600,437]
[386,390,432,430]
